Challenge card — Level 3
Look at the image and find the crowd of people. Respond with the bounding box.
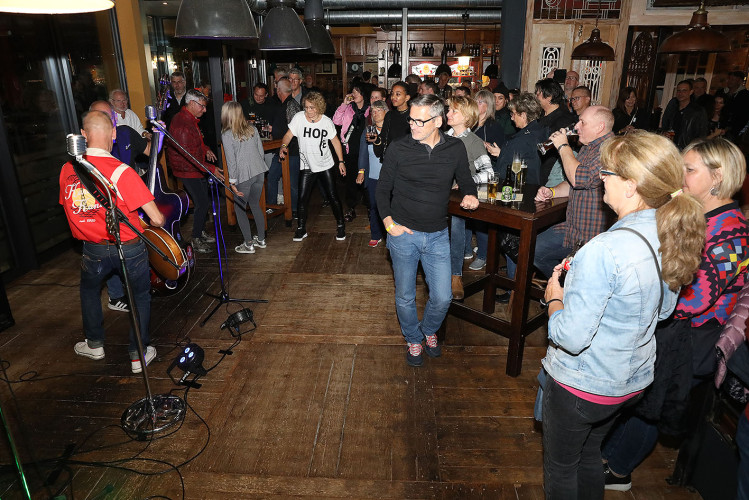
[60,65,749,500]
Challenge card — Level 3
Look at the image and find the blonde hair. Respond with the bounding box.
[302,91,327,116]
[221,101,255,141]
[600,130,705,291]
[682,137,746,199]
[447,95,479,129]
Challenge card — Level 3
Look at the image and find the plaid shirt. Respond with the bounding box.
[562,132,613,248]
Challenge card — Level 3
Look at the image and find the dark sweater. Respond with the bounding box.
[373,107,410,159]
[376,131,477,233]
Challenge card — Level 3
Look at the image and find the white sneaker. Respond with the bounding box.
[277,194,284,204]
[131,346,157,374]
[252,236,267,248]
[235,242,255,254]
[75,341,105,360]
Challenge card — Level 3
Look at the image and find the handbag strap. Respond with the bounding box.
[613,227,664,314]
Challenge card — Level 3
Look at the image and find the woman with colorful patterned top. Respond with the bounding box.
[602,137,749,492]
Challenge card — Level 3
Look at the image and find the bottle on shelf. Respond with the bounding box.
[421,44,426,57]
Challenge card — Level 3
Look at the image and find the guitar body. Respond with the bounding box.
[141,84,195,296]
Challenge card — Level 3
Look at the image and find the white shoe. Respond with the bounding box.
[277,194,284,204]
[252,236,267,249]
[131,346,157,374]
[75,341,105,360]
[235,242,255,254]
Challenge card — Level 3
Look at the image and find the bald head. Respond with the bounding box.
[89,100,113,115]
[590,105,614,134]
[82,110,115,151]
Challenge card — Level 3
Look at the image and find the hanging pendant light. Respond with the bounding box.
[176,0,258,39]
[259,0,311,51]
[457,11,472,67]
[483,23,499,79]
[658,2,730,53]
[0,0,113,14]
[571,1,615,61]
[305,0,334,55]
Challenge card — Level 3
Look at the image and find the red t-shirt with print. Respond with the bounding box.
[59,149,154,242]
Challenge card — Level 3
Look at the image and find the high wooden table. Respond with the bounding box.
[441,185,568,376]
[223,138,293,228]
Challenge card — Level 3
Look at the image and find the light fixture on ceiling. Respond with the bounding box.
[175,0,258,39]
[658,1,731,53]
[483,23,499,79]
[457,11,471,67]
[304,0,334,55]
[0,0,113,14]
[571,1,615,61]
[259,0,311,51]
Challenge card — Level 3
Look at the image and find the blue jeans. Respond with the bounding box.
[266,154,300,212]
[449,216,473,276]
[737,410,749,500]
[534,223,573,279]
[80,241,151,359]
[475,226,488,261]
[601,414,659,477]
[543,377,637,500]
[366,179,384,241]
[106,275,124,300]
[387,227,452,345]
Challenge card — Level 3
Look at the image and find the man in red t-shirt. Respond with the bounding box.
[60,110,165,374]
[166,88,223,253]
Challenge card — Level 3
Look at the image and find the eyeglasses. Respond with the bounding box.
[407,116,438,127]
[599,169,620,180]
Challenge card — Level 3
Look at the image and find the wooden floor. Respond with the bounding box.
[0,195,702,499]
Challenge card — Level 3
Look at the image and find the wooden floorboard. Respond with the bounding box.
[0,197,702,499]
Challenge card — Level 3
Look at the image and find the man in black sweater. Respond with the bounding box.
[377,94,478,367]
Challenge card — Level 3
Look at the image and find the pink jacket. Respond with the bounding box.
[333,102,369,154]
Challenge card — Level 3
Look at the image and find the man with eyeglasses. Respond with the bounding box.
[167,89,223,254]
[288,68,306,106]
[377,94,478,367]
[534,105,615,278]
[109,89,147,138]
[570,86,592,118]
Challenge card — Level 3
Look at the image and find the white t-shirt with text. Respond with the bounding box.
[288,112,337,172]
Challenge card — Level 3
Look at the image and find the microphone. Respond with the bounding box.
[145,105,158,122]
[66,133,87,160]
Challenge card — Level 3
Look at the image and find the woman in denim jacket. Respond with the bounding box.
[541,131,706,500]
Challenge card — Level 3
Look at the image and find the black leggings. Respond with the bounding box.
[344,151,370,211]
[297,168,344,229]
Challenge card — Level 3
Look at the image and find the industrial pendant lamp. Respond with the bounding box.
[658,2,730,53]
[0,0,113,14]
[305,0,334,54]
[175,0,258,39]
[571,1,615,61]
[457,11,472,67]
[483,23,499,79]
[259,0,311,51]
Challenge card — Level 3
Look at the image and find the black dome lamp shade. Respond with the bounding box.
[175,0,258,39]
[570,1,615,61]
[259,0,311,51]
[658,2,730,53]
[305,0,334,54]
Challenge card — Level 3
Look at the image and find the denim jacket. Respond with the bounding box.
[542,209,679,396]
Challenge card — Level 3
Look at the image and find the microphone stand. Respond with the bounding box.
[149,120,267,327]
[70,154,186,438]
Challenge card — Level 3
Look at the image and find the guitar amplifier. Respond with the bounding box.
[0,275,14,333]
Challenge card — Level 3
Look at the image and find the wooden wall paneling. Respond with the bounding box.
[346,36,364,56]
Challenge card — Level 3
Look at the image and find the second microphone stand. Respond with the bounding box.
[149,119,267,327]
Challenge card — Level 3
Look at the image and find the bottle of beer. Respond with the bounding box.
[500,166,513,205]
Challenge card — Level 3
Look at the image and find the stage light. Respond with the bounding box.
[167,343,207,388]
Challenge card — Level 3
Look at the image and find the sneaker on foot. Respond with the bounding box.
[603,464,632,491]
[266,208,275,215]
[368,238,382,248]
[293,228,308,241]
[336,225,346,241]
[424,335,441,358]
[406,343,423,367]
[468,258,486,271]
[200,230,216,243]
[343,209,356,223]
[108,296,130,312]
[464,252,474,260]
[235,242,255,254]
[252,236,267,248]
[191,237,211,253]
[75,341,105,360]
[131,346,157,374]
